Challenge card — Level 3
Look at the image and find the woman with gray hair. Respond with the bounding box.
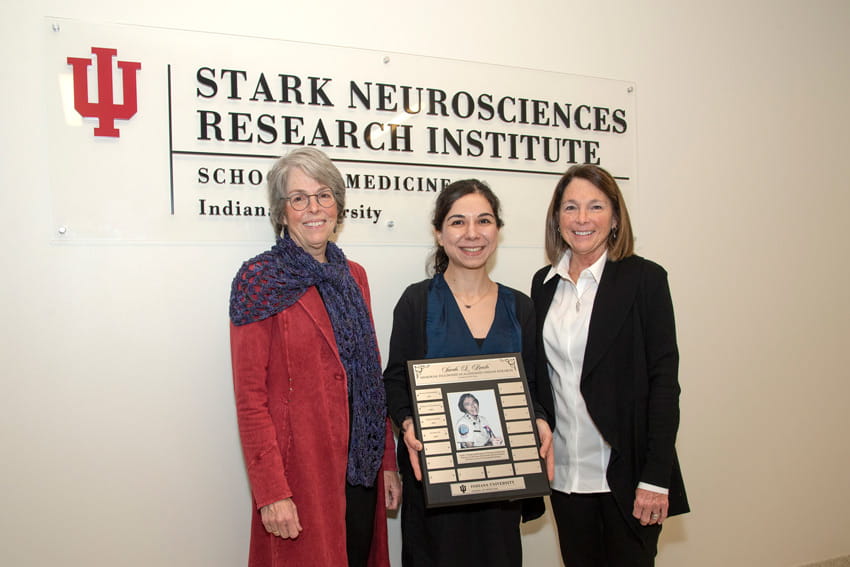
[229,147,401,567]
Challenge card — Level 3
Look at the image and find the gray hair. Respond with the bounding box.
[266,147,346,235]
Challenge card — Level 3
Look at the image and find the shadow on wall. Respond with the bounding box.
[800,556,850,567]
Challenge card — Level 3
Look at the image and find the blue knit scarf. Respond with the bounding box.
[229,234,385,486]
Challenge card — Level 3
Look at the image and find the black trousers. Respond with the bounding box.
[345,482,378,567]
[550,491,661,567]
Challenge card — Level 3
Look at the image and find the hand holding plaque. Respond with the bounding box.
[406,353,551,508]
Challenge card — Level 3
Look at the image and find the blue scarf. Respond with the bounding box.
[229,234,385,486]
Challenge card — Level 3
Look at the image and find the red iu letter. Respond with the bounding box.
[67,47,142,137]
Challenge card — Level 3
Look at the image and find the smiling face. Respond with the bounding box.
[436,192,499,271]
[282,167,338,262]
[558,177,617,266]
[462,396,479,417]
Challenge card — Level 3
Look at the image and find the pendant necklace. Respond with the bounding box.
[453,281,494,309]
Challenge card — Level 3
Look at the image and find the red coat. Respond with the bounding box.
[230,260,395,567]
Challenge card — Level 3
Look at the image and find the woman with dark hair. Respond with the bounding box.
[532,164,689,566]
[229,147,401,567]
[455,393,503,448]
[383,179,553,567]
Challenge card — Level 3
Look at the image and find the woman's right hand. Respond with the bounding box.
[260,498,302,539]
[401,417,424,481]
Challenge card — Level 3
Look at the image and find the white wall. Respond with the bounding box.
[2,1,849,566]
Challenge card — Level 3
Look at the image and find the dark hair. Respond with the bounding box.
[429,179,504,274]
[267,147,346,236]
[457,393,479,414]
[544,164,634,264]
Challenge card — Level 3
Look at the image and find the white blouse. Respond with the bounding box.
[543,249,611,494]
[543,249,667,495]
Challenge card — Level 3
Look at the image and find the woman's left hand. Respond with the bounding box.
[384,470,402,511]
[632,488,669,525]
[536,419,555,481]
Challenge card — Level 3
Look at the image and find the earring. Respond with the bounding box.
[610,226,618,240]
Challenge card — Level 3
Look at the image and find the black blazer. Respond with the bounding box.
[531,255,689,521]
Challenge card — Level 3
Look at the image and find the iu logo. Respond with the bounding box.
[67,47,142,138]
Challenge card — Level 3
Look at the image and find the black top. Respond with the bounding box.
[531,255,689,523]
[384,277,542,428]
[382,277,544,567]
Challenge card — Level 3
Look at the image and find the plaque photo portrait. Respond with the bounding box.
[448,390,505,450]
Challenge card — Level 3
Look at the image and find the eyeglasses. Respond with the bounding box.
[285,190,336,211]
